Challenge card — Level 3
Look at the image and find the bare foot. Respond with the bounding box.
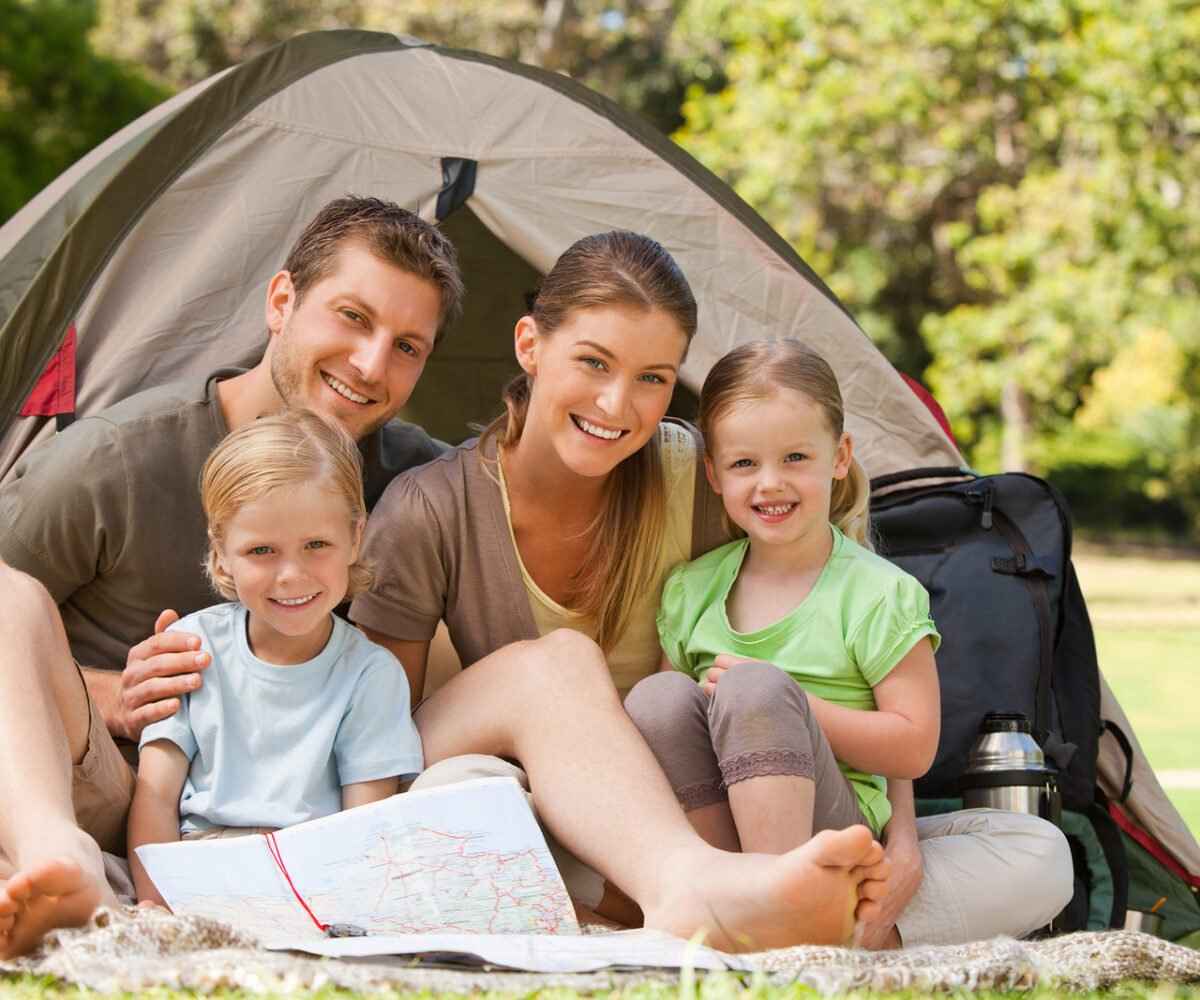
[852,854,892,925]
[0,859,108,959]
[647,825,882,952]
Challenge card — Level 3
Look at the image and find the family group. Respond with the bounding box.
[0,196,1072,958]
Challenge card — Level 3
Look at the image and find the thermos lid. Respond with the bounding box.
[963,711,1055,775]
[980,712,1032,734]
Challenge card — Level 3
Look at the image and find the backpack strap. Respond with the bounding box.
[1090,788,1131,928]
[1102,720,1136,803]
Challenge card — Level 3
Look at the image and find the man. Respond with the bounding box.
[0,196,464,956]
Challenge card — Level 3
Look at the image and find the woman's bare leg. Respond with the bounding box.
[415,629,881,950]
[0,565,115,958]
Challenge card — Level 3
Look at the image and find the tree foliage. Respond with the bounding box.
[0,0,167,223]
[5,0,1200,536]
[673,0,1200,532]
[91,0,690,132]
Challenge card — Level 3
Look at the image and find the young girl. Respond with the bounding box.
[128,410,423,906]
[626,339,941,857]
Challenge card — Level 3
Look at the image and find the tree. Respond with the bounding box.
[673,0,1200,531]
[91,0,691,133]
[0,0,168,224]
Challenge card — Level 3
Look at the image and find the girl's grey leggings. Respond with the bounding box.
[623,662,868,833]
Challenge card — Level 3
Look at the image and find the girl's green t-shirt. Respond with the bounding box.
[656,526,941,835]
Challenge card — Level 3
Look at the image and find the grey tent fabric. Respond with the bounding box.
[0,31,961,482]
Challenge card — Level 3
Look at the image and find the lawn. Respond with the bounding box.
[1075,548,1200,837]
[1,979,1199,1000]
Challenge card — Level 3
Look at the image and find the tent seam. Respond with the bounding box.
[235,113,666,161]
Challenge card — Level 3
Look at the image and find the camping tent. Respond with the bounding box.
[0,30,961,478]
[1,28,1196,926]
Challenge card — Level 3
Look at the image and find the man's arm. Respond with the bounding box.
[82,610,210,742]
[0,420,204,740]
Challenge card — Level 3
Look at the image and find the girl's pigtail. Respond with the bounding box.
[831,456,874,551]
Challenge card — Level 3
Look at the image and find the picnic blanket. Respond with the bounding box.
[3,907,1199,994]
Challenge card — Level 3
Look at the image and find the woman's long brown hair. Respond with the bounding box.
[481,231,697,651]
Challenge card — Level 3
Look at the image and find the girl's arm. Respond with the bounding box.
[856,778,924,948]
[342,776,400,810]
[360,628,431,706]
[714,638,939,778]
[804,638,940,778]
[127,740,190,906]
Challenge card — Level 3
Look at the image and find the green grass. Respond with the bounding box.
[1,977,1199,1000]
[1076,549,1200,837]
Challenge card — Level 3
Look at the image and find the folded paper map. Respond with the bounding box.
[136,777,579,944]
[137,776,748,972]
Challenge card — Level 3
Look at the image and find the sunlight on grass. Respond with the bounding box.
[1076,549,1200,838]
[2,978,1200,1000]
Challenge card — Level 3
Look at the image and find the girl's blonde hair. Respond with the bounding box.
[201,410,372,599]
[481,230,698,652]
[697,339,874,549]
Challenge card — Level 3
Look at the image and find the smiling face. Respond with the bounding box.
[266,241,442,441]
[705,388,853,558]
[514,304,688,480]
[214,482,361,664]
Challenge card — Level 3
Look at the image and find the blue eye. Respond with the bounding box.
[248,545,272,556]
[305,539,330,550]
[638,372,667,385]
[340,308,365,325]
[786,452,808,462]
[730,458,754,469]
[395,340,418,357]
[581,356,606,371]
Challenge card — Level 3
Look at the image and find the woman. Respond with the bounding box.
[350,232,1071,948]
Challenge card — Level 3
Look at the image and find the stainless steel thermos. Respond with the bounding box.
[960,712,1062,826]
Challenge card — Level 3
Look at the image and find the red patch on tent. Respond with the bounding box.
[901,373,957,447]
[1109,799,1200,889]
[20,325,77,417]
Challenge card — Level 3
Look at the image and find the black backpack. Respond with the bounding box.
[870,469,1127,930]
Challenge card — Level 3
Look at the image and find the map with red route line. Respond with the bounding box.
[136,777,579,943]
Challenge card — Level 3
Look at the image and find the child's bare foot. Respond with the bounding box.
[646,825,882,952]
[0,859,109,959]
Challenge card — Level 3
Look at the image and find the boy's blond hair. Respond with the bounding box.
[201,410,372,599]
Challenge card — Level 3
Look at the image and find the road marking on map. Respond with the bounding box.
[136,777,578,945]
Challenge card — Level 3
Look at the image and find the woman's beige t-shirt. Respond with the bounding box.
[498,421,697,695]
[350,420,727,690]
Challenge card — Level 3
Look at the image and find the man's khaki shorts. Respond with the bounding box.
[73,686,137,856]
[0,677,134,881]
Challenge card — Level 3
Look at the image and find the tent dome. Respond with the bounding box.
[0,29,963,479]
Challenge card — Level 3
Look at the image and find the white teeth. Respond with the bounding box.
[756,503,796,516]
[575,416,623,440]
[323,373,371,404]
[274,595,317,607]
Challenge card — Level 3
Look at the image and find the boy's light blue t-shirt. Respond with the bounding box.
[140,602,423,834]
